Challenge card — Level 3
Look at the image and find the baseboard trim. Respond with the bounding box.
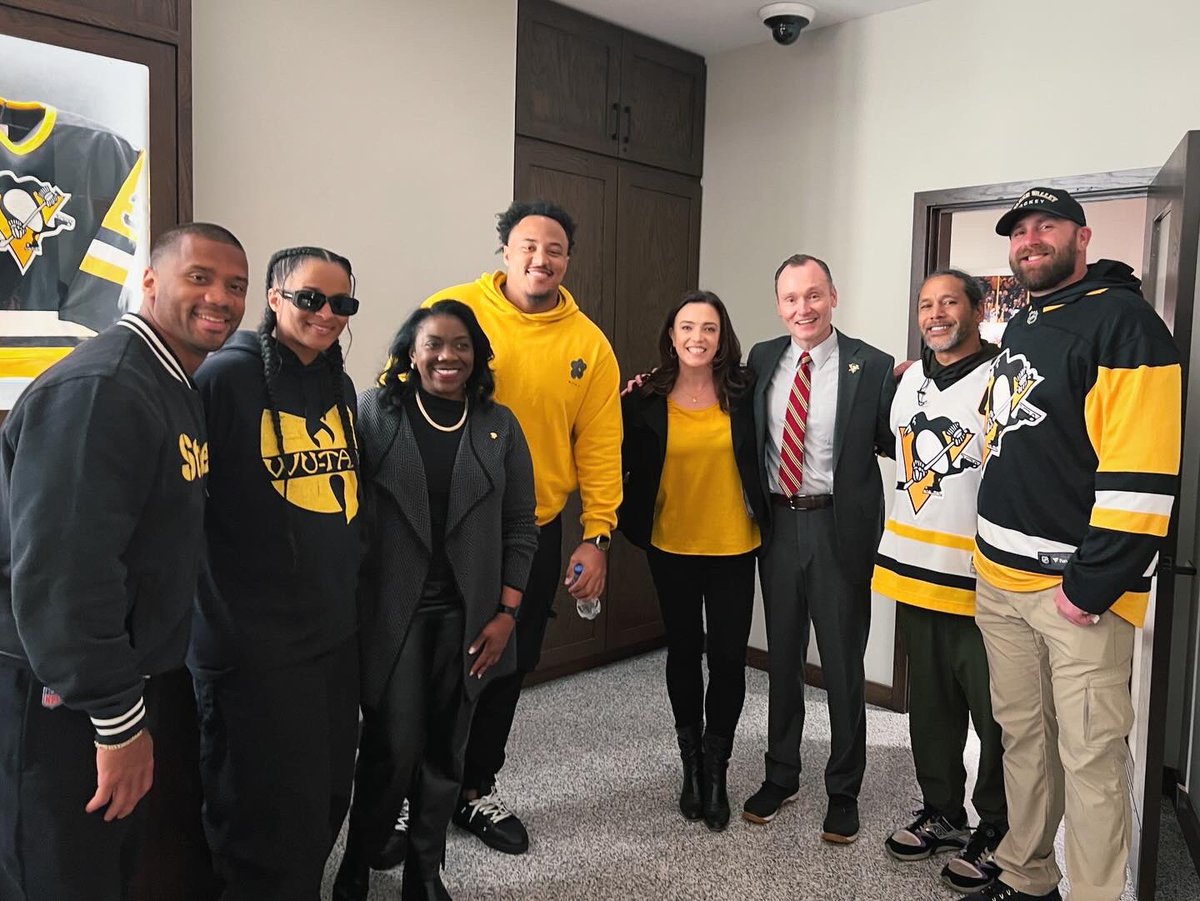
[745,646,899,711]
[527,637,667,687]
[1175,781,1200,876]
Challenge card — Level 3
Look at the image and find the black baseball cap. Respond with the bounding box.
[995,187,1087,236]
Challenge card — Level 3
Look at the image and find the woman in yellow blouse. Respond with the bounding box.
[618,290,766,832]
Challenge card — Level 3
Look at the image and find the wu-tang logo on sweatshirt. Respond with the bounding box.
[260,405,359,523]
[0,171,76,274]
[897,412,979,515]
[979,350,1045,465]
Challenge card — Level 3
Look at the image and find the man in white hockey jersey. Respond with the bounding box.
[872,269,1008,894]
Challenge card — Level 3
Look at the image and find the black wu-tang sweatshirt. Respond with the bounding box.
[189,331,363,674]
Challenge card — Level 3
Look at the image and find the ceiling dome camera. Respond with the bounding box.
[760,2,816,46]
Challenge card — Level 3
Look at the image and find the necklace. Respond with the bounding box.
[416,391,468,432]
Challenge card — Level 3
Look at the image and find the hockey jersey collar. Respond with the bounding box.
[0,99,57,156]
[116,313,196,389]
[1031,259,1141,311]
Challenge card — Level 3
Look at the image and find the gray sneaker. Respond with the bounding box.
[942,821,1006,892]
[884,806,969,861]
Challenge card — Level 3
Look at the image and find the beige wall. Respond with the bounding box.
[701,0,1200,678]
[192,0,518,387]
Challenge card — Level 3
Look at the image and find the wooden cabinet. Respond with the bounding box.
[514,137,704,676]
[517,0,706,177]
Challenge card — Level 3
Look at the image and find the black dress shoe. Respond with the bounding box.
[821,795,859,844]
[401,872,453,901]
[675,723,703,820]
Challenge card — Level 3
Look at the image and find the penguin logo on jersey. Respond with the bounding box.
[260,404,359,523]
[897,412,979,514]
[0,171,76,274]
[979,349,1045,464]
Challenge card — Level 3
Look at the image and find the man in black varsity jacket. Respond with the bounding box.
[0,222,248,901]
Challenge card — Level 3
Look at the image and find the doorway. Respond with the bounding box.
[908,134,1200,899]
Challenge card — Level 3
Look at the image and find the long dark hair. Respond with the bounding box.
[257,246,360,494]
[641,290,752,411]
[378,300,496,410]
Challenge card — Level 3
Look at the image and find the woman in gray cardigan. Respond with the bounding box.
[333,301,538,901]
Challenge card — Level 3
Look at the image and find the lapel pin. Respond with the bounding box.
[490,431,498,439]
[848,362,860,374]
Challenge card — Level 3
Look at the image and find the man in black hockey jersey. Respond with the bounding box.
[0,222,248,901]
[970,188,1182,901]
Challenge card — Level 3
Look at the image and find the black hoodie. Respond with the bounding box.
[974,260,1181,623]
[189,331,363,674]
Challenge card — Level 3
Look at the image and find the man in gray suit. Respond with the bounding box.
[742,254,895,843]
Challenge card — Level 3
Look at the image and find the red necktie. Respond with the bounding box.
[778,351,811,496]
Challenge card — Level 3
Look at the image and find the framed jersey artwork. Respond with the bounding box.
[0,33,150,409]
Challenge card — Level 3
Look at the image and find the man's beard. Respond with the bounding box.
[923,322,964,353]
[1010,243,1080,292]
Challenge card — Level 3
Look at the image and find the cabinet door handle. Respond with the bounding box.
[622,105,631,144]
[609,102,620,140]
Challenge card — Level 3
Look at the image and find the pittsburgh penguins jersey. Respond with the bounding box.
[189,331,363,675]
[974,260,1181,626]
[873,353,993,616]
[1,99,144,401]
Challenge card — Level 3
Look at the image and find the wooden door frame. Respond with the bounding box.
[908,165,1194,898]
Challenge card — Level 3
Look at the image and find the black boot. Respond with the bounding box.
[701,731,733,832]
[675,723,704,820]
[332,836,370,901]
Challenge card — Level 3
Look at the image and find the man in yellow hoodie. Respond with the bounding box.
[421,200,622,856]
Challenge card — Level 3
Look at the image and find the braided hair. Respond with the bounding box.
[259,246,360,513]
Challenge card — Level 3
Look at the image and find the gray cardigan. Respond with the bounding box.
[356,387,538,708]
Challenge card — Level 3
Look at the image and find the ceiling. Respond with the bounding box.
[554,0,936,56]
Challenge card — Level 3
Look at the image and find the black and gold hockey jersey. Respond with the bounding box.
[974,260,1181,626]
[0,98,144,386]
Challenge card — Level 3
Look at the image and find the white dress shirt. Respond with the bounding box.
[765,329,839,496]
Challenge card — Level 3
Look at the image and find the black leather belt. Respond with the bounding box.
[770,493,833,511]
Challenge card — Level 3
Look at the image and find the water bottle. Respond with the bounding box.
[571,562,602,620]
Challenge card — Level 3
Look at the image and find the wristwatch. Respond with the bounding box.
[497,603,521,621]
[588,534,611,552]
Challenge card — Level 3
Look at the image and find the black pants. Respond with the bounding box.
[347,605,474,877]
[760,505,871,800]
[0,665,180,901]
[646,548,757,738]
[897,603,1007,826]
[193,638,359,901]
[461,516,562,794]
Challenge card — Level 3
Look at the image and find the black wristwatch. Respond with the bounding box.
[588,534,611,552]
[497,603,521,621]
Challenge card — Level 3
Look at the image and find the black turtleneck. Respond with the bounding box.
[405,385,467,606]
[920,340,1001,391]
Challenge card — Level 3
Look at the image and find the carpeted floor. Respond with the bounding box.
[323,650,1199,900]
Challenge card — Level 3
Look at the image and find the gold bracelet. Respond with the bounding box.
[94,729,145,751]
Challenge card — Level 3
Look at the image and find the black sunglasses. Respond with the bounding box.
[278,288,359,317]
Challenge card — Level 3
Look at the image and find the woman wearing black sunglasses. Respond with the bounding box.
[189,246,365,900]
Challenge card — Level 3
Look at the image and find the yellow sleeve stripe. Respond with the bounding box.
[1090,507,1171,537]
[871,567,975,616]
[100,151,145,242]
[79,253,128,286]
[0,346,73,377]
[885,518,975,552]
[1085,363,1181,475]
